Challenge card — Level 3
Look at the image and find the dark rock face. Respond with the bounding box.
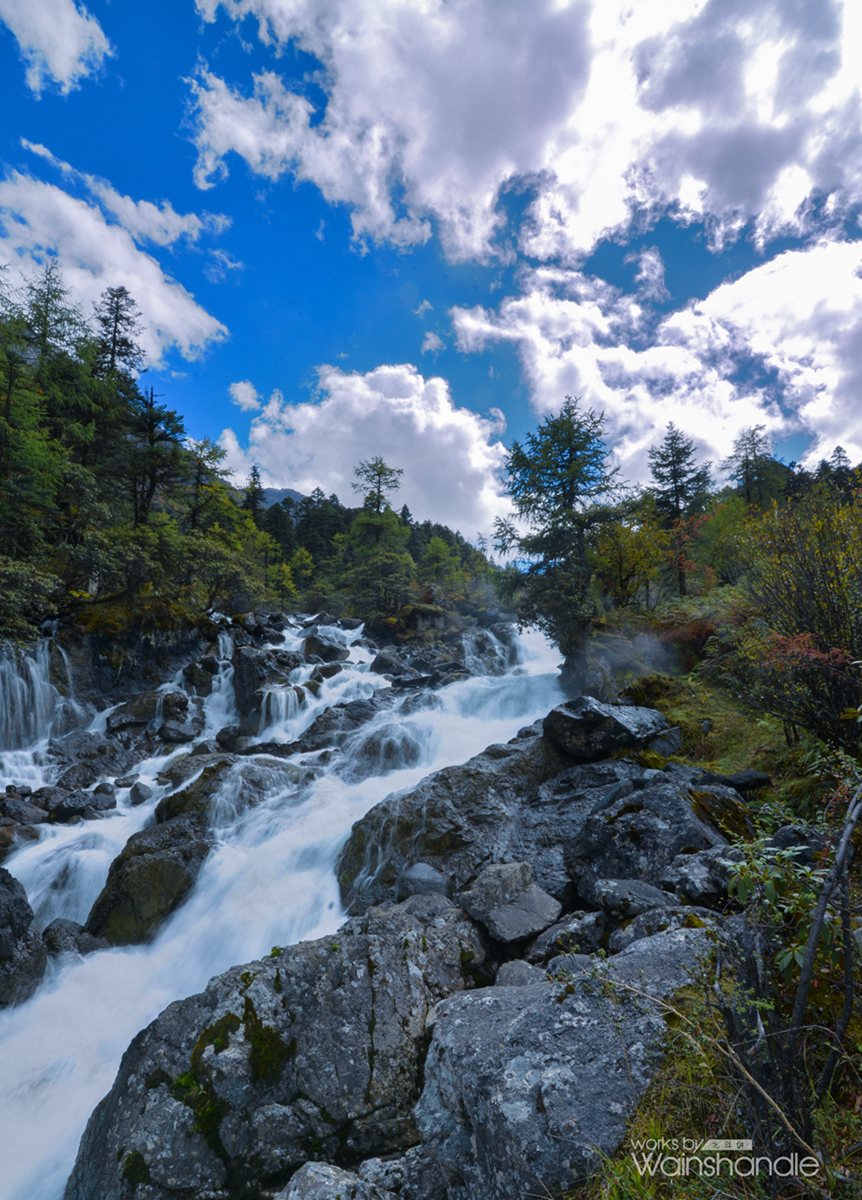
[337,724,651,912]
[542,696,669,761]
[85,760,234,945]
[458,863,562,944]
[84,817,211,945]
[303,630,351,664]
[397,863,452,901]
[43,918,107,957]
[64,902,490,1200]
[564,781,728,895]
[279,1162,394,1199]
[358,1146,444,1200]
[0,868,47,1007]
[232,646,305,719]
[415,929,711,1200]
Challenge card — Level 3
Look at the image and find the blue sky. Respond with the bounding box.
[1,0,861,535]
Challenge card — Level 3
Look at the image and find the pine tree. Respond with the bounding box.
[721,426,775,507]
[242,464,266,527]
[93,286,145,377]
[647,423,711,521]
[352,456,403,514]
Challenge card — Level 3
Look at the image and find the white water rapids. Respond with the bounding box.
[0,622,562,1200]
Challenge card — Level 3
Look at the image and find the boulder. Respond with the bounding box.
[495,960,548,987]
[767,824,826,865]
[370,650,408,675]
[415,928,712,1200]
[525,911,608,963]
[129,781,154,807]
[84,817,211,945]
[48,729,133,790]
[337,723,648,912]
[232,646,305,718]
[564,781,728,895]
[278,1162,394,1200]
[397,862,452,901]
[458,862,561,944]
[42,918,107,956]
[585,878,674,920]
[607,905,717,954]
[0,868,47,1007]
[543,696,669,762]
[358,1146,445,1200]
[1,796,49,825]
[645,726,683,757]
[64,901,490,1200]
[694,768,771,793]
[303,631,351,664]
[158,721,197,744]
[661,846,741,908]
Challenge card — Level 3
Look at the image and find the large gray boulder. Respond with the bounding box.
[337,723,649,911]
[542,696,669,761]
[415,928,712,1199]
[64,901,491,1200]
[278,1162,394,1200]
[564,780,728,895]
[0,868,47,1007]
[458,863,561,944]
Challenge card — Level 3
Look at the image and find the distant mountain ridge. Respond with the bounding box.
[263,487,305,506]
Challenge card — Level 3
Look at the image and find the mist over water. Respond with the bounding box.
[0,623,562,1200]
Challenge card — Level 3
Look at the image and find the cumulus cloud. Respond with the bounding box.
[0,173,227,365]
[219,363,508,532]
[421,331,445,354]
[0,0,110,94]
[453,240,862,479]
[229,379,262,410]
[414,299,433,317]
[189,0,862,262]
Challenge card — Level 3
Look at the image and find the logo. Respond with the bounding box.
[629,1136,821,1179]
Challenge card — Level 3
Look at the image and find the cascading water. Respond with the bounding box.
[0,622,562,1200]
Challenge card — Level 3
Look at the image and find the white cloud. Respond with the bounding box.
[219,363,509,532]
[453,241,862,481]
[421,331,445,354]
[0,0,110,94]
[625,246,669,302]
[414,299,433,317]
[229,379,262,410]
[189,0,862,262]
[21,141,224,248]
[0,173,227,365]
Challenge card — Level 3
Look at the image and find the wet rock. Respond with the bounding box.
[564,781,728,895]
[84,817,210,945]
[543,696,669,761]
[347,722,424,779]
[232,646,305,718]
[303,630,351,664]
[1,795,49,825]
[64,901,490,1200]
[48,729,132,790]
[0,868,47,1007]
[158,720,197,744]
[291,696,390,755]
[337,725,647,912]
[129,781,154,807]
[397,862,452,901]
[44,788,115,822]
[415,928,712,1199]
[42,918,107,956]
[278,1162,394,1200]
[370,650,408,675]
[586,878,674,920]
[459,862,561,944]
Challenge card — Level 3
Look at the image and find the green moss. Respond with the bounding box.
[121,1151,151,1186]
[269,946,282,957]
[190,1012,241,1075]
[242,997,290,1084]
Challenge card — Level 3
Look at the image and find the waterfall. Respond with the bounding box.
[0,642,87,754]
[0,625,562,1200]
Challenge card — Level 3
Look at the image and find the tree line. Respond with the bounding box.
[0,265,494,642]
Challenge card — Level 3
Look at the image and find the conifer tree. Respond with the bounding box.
[647,423,711,521]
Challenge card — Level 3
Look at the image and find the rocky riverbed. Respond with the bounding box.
[0,612,786,1200]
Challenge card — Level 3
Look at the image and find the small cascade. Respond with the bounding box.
[201,631,238,735]
[0,642,87,754]
[459,626,519,677]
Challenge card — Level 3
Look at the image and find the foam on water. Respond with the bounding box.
[0,623,562,1199]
